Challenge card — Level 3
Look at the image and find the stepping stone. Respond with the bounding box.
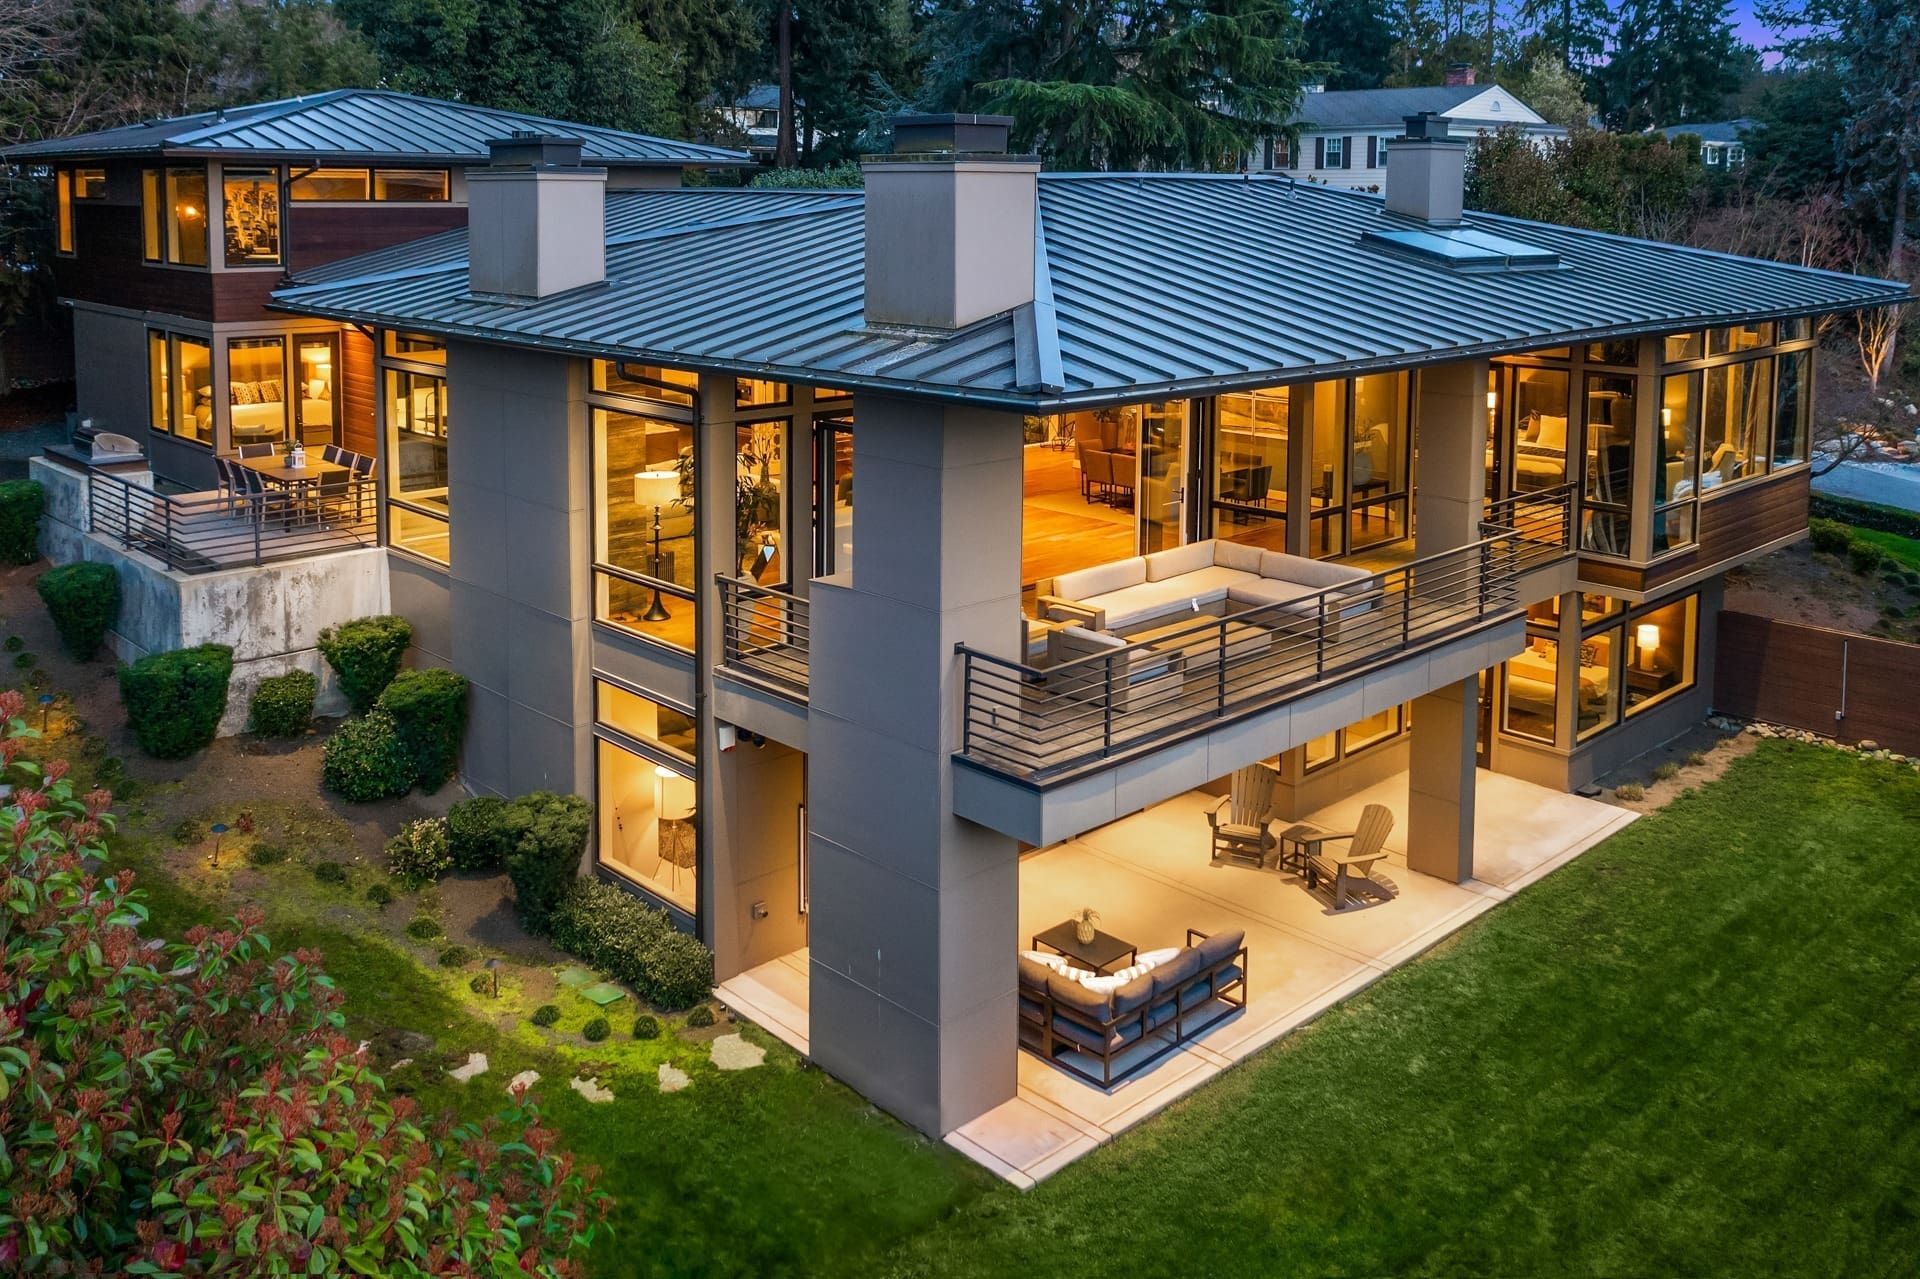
[391,1058,413,1071]
[709,1033,766,1071]
[581,982,627,1007]
[507,1069,541,1095]
[556,966,597,988]
[657,1063,690,1093]
[570,1076,614,1104]
[448,1052,488,1082]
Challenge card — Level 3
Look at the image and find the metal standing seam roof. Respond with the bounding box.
[269,172,1912,411]
[1294,85,1549,132]
[0,88,749,167]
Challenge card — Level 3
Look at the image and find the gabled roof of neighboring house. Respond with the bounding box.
[1657,118,1760,145]
[270,172,1908,410]
[0,89,749,167]
[1294,84,1553,132]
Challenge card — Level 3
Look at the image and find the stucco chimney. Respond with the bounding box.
[1384,112,1467,225]
[467,133,606,300]
[1445,62,1475,86]
[861,114,1039,331]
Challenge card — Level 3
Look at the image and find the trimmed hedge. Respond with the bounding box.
[321,711,414,802]
[447,795,523,872]
[640,931,716,1011]
[1807,517,1851,556]
[249,669,318,737]
[376,668,468,792]
[0,480,44,565]
[548,880,673,988]
[118,644,232,759]
[505,792,594,932]
[316,615,412,712]
[35,562,120,661]
[1810,492,1920,541]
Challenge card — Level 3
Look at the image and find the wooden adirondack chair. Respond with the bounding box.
[1296,803,1396,909]
[1207,765,1276,867]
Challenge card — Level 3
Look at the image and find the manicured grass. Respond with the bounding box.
[1850,526,1920,572]
[880,742,1920,1278]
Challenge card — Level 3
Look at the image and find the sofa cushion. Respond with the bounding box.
[1052,1014,1141,1055]
[1054,557,1146,602]
[1213,539,1265,573]
[1111,969,1158,1015]
[1226,577,1320,611]
[1259,551,1371,589]
[1018,993,1046,1025]
[1094,579,1227,630]
[1048,972,1113,1020]
[1145,541,1216,581]
[1195,928,1246,972]
[1019,954,1060,993]
[1149,947,1205,1000]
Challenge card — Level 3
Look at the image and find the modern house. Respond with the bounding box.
[1250,74,1564,189]
[1658,118,1758,169]
[18,100,1905,1176]
[2,90,747,489]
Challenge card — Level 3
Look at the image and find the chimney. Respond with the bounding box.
[1445,62,1475,86]
[1384,112,1467,224]
[466,133,606,300]
[861,113,1039,331]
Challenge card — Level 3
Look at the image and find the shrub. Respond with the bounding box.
[1615,782,1646,801]
[1685,751,1707,767]
[322,711,414,802]
[582,1017,611,1042]
[632,1015,661,1040]
[1807,517,1851,556]
[35,561,120,660]
[405,915,442,941]
[1653,760,1680,781]
[316,615,413,712]
[4,634,22,651]
[1848,540,1885,575]
[505,792,594,933]
[684,1004,715,1029]
[1810,492,1920,540]
[365,881,394,907]
[376,668,469,792]
[530,1004,562,1028]
[387,816,452,887]
[469,972,491,994]
[118,644,232,759]
[171,817,206,846]
[547,880,672,987]
[448,795,525,871]
[641,931,716,1011]
[0,478,44,564]
[250,669,318,737]
[14,650,36,668]
[311,861,349,885]
[244,841,289,867]
[438,944,478,967]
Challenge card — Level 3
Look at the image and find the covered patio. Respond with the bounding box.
[720,768,1632,1187]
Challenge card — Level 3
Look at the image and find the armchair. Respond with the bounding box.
[1207,764,1276,867]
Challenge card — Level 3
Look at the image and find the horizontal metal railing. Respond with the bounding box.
[959,487,1576,784]
[86,466,378,574]
[1485,480,1577,571]
[716,575,810,698]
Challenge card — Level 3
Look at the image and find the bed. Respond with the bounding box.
[1509,412,1569,490]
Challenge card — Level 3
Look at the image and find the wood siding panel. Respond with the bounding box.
[286,206,467,275]
[60,204,214,320]
[340,328,377,457]
[212,271,287,323]
[1577,469,1812,596]
[1715,611,1920,755]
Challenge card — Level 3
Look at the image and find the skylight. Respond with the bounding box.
[1361,224,1560,272]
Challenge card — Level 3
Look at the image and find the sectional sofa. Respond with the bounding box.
[1038,538,1379,637]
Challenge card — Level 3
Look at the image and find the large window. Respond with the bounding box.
[147,331,214,445]
[1500,363,1571,497]
[1502,598,1561,743]
[736,418,787,583]
[1581,374,1636,555]
[384,335,450,563]
[228,337,290,447]
[289,168,450,202]
[294,337,337,447]
[143,166,209,267]
[1213,386,1289,551]
[594,407,696,651]
[222,168,281,266]
[596,736,697,915]
[55,170,73,255]
[1299,705,1408,774]
[1772,350,1811,468]
[1703,358,1772,487]
[1348,373,1410,550]
[593,359,694,408]
[1622,594,1698,717]
[1654,372,1699,555]
[814,413,854,577]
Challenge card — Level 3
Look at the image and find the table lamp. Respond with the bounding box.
[631,470,681,622]
[1636,622,1660,671]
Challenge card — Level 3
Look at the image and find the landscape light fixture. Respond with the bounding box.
[485,956,502,998]
[208,822,230,869]
[631,470,681,623]
[37,693,54,733]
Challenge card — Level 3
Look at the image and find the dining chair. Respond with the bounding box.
[236,443,276,459]
[211,456,237,512]
[322,443,349,467]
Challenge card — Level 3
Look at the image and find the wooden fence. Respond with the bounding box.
[1714,611,1920,755]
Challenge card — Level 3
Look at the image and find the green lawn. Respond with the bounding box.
[1850,526,1920,572]
[878,741,1920,1278]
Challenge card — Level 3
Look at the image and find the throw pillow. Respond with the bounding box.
[231,381,260,406]
[1020,949,1068,974]
[1136,947,1182,969]
[260,378,284,403]
[1077,971,1131,995]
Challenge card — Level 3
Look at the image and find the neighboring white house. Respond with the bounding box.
[716,85,824,163]
[1249,74,1564,191]
[1656,118,1757,170]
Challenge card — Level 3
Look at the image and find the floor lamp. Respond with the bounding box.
[631,470,680,622]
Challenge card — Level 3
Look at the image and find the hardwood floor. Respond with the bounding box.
[1022,444,1134,587]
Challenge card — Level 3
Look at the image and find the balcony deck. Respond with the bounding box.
[86,467,377,574]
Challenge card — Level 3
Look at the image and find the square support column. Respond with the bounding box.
[1414,358,1490,561]
[805,394,1023,1137]
[1408,675,1477,883]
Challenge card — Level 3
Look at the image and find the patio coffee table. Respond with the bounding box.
[1131,618,1272,672]
[1031,920,1137,975]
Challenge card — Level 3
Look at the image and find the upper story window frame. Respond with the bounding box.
[288,166,452,203]
[141,164,211,269]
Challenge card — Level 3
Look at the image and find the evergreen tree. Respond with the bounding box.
[1302,0,1395,89]
[1591,0,1749,131]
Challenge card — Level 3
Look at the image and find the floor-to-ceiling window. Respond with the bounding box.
[591,361,698,651]
[227,337,290,448]
[1499,590,1700,748]
[735,380,790,585]
[813,411,854,577]
[143,166,209,267]
[382,331,449,563]
[146,330,214,447]
[594,679,697,916]
[294,336,338,447]
[1348,373,1410,550]
[1580,370,1637,555]
[1213,386,1289,552]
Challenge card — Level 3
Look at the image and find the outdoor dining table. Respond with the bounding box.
[234,454,352,527]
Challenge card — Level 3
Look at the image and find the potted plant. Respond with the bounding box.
[1073,907,1099,945]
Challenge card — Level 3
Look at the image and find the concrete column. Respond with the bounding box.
[1407,675,1477,882]
[805,393,1023,1137]
[1413,358,1490,560]
[444,343,593,798]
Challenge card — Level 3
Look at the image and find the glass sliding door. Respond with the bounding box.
[1137,400,1188,553]
[295,336,338,447]
[227,337,290,448]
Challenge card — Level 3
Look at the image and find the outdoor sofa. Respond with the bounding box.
[1038,539,1379,637]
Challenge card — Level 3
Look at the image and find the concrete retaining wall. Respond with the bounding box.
[31,454,391,736]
